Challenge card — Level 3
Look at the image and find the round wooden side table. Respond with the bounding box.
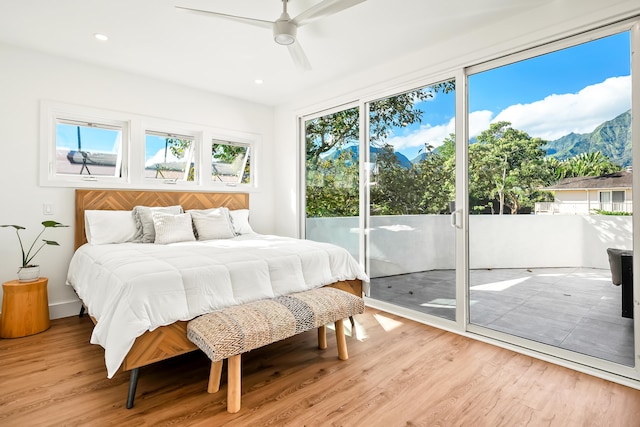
[0,277,50,338]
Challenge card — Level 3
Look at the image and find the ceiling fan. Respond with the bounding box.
[176,0,367,71]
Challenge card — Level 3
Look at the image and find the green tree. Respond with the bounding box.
[154,138,194,180]
[548,151,620,180]
[306,148,359,217]
[469,122,553,214]
[370,140,455,215]
[212,143,251,184]
[305,81,456,165]
[305,80,455,217]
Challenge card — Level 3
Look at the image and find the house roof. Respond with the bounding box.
[544,171,632,191]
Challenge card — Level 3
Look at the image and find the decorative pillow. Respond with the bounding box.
[229,209,255,235]
[188,208,236,240]
[132,205,183,243]
[152,212,195,244]
[84,210,137,245]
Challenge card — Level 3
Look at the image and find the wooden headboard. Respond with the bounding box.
[75,189,249,249]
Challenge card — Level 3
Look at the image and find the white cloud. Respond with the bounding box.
[145,148,184,167]
[386,116,455,151]
[469,110,493,138]
[491,76,631,140]
[380,76,630,151]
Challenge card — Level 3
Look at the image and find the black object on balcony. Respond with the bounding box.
[606,248,633,319]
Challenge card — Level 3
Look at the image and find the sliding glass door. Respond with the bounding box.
[366,80,458,321]
[301,19,639,380]
[304,105,360,261]
[466,30,634,368]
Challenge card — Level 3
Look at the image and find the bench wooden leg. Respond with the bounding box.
[318,325,327,349]
[208,360,223,393]
[227,354,241,413]
[335,319,348,360]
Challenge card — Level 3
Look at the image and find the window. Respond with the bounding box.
[41,101,129,185]
[40,101,259,190]
[145,131,196,182]
[613,190,625,203]
[599,190,625,203]
[211,139,251,185]
[600,190,626,211]
[55,120,123,178]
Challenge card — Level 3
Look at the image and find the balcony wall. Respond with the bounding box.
[535,201,633,215]
[306,215,632,278]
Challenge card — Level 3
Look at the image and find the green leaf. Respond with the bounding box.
[0,224,26,230]
[41,221,68,228]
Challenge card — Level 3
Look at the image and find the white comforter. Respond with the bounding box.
[66,234,368,378]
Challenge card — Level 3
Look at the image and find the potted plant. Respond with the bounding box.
[1,220,68,282]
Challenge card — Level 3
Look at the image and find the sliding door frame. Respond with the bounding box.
[463,17,640,382]
[298,16,640,388]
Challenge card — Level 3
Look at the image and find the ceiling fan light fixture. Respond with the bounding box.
[273,19,296,45]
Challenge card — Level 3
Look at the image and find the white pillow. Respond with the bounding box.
[85,210,137,245]
[132,205,183,243]
[152,212,196,245]
[229,209,255,235]
[189,208,236,240]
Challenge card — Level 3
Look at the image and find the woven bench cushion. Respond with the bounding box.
[187,287,365,362]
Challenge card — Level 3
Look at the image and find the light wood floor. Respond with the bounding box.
[1,309,640,426]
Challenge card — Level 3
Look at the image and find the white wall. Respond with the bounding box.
[0,43,275,318]
[307,215,632,277]
[272,0,640,238]
[468,215,632,270]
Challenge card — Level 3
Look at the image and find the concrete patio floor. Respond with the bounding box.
[370,267,634,366]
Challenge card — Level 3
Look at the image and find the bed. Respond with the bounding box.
[68,189,366,406]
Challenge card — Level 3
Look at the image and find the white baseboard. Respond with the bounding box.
[49,299,83,319]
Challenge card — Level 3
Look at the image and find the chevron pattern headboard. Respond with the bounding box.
[74,189,249,249]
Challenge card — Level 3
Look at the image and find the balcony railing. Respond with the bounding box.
[306,214,633,278]
[534,201,633,215]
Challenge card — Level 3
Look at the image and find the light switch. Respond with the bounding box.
[43,203,53,215]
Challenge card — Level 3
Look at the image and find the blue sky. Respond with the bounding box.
[58,33,631,164]
[56,126,184,166]
[387,31,632,161]
[56,124,120,153]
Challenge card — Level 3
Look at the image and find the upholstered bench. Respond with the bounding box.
[187,287,365,413]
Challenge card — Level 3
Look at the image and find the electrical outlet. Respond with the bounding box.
[43,203,53,215]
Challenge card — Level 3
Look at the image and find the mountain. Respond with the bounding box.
[328,145,413,168]
[544,109,632,167]
[328,109,632,169]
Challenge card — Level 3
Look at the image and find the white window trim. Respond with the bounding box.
[211,138,254,187]
[140,123,201,187]
[40,101,131,186]
[40,100,260,191]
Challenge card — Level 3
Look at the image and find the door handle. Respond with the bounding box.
[450,209,463,229]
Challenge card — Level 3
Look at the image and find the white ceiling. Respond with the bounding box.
[0,0,621,107]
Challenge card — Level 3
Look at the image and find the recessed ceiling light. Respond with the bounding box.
[94,33,109,41]
[254,79,264,85]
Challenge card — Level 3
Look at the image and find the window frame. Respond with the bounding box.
[40,101,130,186]
[210,138,253,186]
[142,128,200,186]
[40,101,260,191]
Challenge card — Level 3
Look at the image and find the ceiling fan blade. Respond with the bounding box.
[287,42,312,71]
[291,0,367,27]
[175,6,273,30]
